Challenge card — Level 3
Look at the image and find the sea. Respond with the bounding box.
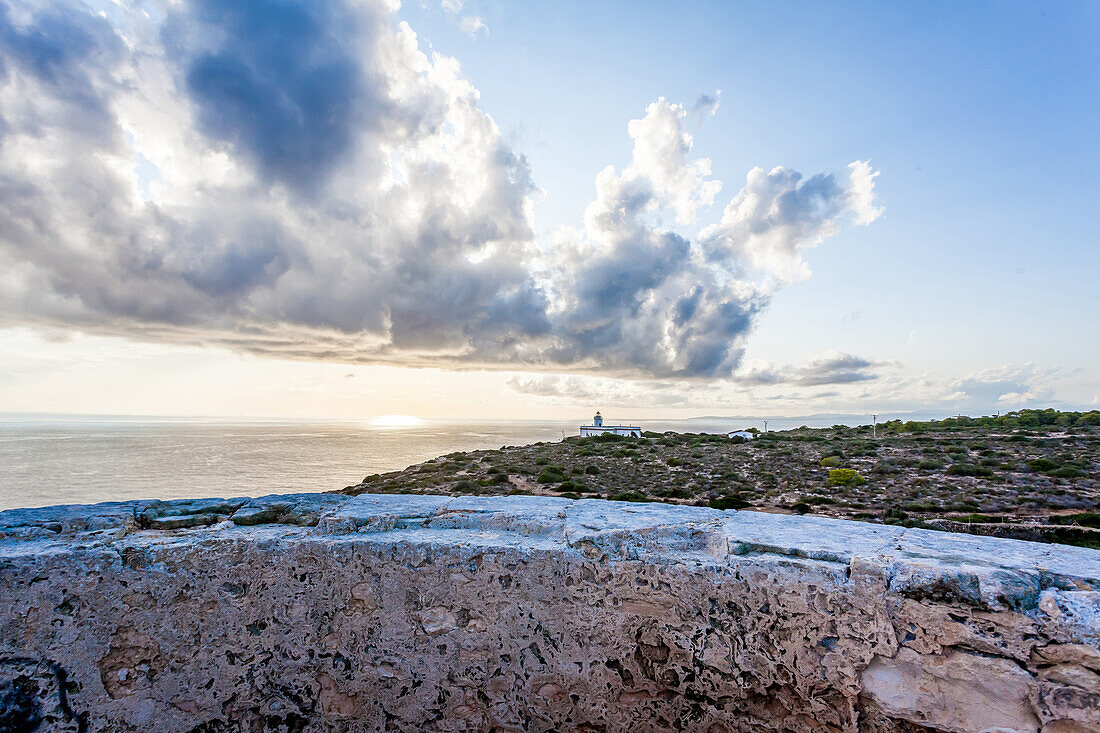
[0,412,913,511]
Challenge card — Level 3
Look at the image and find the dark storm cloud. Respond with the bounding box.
[168,0,375,192]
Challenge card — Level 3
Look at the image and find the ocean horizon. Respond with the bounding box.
[0,410,953,512]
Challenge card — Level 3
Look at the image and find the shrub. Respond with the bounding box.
[535,457,549,466]
[820,456,841,468]
[585,465,600,475]
[827,468,867,487]
[709,495,752,510]
[667,457,683,467]
[536,467,566,484]
[917,460,944,470]
[1026,458,1058,472]
[790,502,813,514]
[946,463,993,477]
[453,480,476,493]
[1048,467,1083,479]
[883,506,909,522]
[805,495,836,505]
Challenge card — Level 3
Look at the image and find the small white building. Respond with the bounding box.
[727,429,756,440]
[580,411,641,438]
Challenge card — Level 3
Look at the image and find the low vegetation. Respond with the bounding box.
[340,409,1100,549]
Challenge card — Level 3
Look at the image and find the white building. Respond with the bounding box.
[580,411,641,438]
[727,429,756,440]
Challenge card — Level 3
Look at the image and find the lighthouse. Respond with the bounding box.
[579,411,641,438]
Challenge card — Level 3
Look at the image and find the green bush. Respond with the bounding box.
[709,495,752,510]
[805,495,836,505]
[947,464,993,477]
[883,506,909,522]
[917,460,944,470]
[1048,467,1083,479]
[827,468,866,487]
[585,465,600,475]
[820,456,841,468]
[1026,458,1058,472]
[536,467,566,484]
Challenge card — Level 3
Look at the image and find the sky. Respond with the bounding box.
[0,0,1096,420]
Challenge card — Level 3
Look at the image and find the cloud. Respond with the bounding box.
[440,0,463,12]
[736,350,896,387]
[166,0,376,193]
[459,15,488,36]
[942,364,1058,410]
[691,90,721,117]
[507,374,704,408]
[0,0,881,381]
[700,161,882,284]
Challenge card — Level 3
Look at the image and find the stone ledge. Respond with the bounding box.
[1,494,1098,731]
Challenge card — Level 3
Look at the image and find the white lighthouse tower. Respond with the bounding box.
[579,410,640,438]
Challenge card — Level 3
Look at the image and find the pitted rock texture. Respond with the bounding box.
[1,493,1098,732]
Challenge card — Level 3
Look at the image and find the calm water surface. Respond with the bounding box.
[0,414,876,511]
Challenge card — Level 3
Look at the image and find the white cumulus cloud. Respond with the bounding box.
[0,0,882,380]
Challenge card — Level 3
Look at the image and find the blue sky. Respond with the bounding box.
[403,0,1099,369]
[0,0,1095,418]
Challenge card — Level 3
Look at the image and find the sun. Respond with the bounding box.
[370,415,423,428]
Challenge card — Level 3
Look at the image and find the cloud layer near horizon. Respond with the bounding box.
[0,0,881,378]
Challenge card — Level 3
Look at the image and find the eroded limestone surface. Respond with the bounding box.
[1,494,1098,732]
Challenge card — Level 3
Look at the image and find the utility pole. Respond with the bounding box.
[872,414,877,439]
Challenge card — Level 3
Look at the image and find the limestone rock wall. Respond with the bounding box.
[1,493,1098,732]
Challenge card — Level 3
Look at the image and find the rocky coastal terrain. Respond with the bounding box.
[343,410,1100,548]
[1,492,1099,732]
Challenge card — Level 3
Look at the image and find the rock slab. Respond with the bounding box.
[1,493,1098,732]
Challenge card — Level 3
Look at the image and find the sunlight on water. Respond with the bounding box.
[0,414,886,511]
[369,415,424,428]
